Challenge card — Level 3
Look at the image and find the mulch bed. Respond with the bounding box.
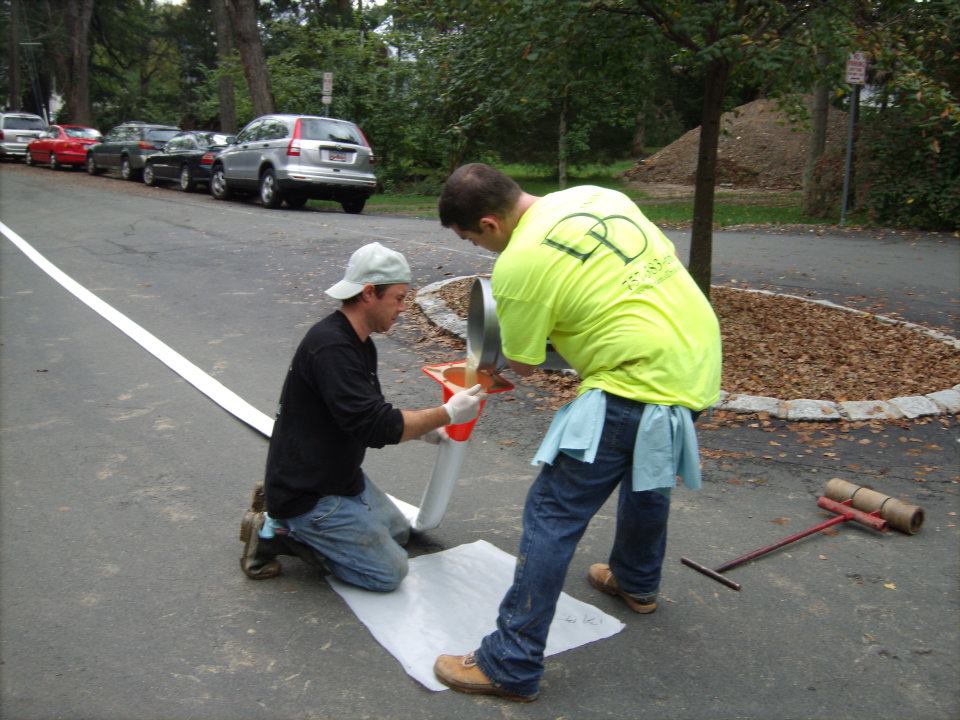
[405,277,960,409]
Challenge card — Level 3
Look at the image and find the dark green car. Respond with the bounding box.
[86,121,181,181]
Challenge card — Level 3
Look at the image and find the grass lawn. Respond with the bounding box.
[364,161,852,226]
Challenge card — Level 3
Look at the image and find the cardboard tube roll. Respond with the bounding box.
[881,499,924,535]
[824,478,924,534]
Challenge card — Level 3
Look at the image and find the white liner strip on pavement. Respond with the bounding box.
[1,220,275,437]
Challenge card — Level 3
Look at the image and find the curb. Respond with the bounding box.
[415,277,960,422]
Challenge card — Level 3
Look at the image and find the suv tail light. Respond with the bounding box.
[0,131,4,140]
[358,128,375,164]
[200,152,215,166]
[139,140,158,150]
[286,118,302,157]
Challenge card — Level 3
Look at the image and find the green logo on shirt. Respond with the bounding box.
[541,213,649,265]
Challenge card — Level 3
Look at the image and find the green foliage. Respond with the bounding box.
[858,106,959,230]
[15,0,960,231]
[88,0,215,130]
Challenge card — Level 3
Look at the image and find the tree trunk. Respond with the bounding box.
[631,109,646,157]
[64,0,94,124]
[689,58,730,300]
[7,0,22,110]
[211,0,237,132]
[802,54,829,214]
[225,0,275,117]
[557,85,568,189]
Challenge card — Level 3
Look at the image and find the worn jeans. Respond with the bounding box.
[475,393,671,697]
[282,474,410,592]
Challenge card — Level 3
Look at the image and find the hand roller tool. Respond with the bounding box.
[681,479,924,591]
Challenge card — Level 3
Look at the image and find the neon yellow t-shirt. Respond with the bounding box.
[492,186,722,410]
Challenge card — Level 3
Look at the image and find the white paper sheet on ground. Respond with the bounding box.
[327,539,625,691]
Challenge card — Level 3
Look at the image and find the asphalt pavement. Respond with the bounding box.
[0,162,957,720]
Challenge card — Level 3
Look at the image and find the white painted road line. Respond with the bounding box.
[0,219,275,437]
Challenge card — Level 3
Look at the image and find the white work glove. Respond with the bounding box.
[443,384,484,425]
[420,427,449,445]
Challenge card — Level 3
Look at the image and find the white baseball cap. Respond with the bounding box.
[325,242,412,300]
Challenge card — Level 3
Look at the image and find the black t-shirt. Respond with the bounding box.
[264,310,404,519]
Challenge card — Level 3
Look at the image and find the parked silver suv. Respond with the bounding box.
[0,112,46,160]
[209,114,377,213]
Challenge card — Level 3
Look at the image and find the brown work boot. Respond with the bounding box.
[240,511,281,580]
[249,482,266,513]
[588,563,657,614]
[434,652,537,703]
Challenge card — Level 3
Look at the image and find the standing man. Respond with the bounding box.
[240,241,484,591]
[433,164,721,702]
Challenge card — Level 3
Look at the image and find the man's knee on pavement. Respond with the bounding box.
[364,552,408,592]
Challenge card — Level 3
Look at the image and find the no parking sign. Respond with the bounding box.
[846,52,867,85]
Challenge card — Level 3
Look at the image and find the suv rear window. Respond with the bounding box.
[300,119,363,145]
[4,116,45,130]
[145,129,180,142]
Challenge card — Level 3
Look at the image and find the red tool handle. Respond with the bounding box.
[816,496,888,531]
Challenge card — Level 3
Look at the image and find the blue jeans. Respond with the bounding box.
[282,474,410,592]
[475,393,671,697]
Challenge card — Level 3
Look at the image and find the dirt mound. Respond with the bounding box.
[625,98,848,190]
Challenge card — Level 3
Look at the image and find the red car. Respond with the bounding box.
[26,124,102,170]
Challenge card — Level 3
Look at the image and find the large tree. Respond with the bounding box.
[59,0,94,124]
[5,0,23,111]
[210,0,237,132]
[225,0,274,116]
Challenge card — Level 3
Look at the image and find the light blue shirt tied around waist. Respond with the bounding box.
[532,389,702,495]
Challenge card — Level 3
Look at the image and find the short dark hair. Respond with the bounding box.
[342,283,391,305]
[438,163,522,232]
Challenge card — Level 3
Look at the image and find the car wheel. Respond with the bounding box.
[120,156,141,181]
[284,194,308,209]
[179,164,196,192]
[143,162,158,186]
[210,165,231,200]
[340,197,367,214]
[49,153,61,170]
[86,153,102,175]
[259,168,283,208]
[24,152,33,166]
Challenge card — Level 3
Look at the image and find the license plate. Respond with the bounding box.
[328,150,348,162]
[18,135,32,142]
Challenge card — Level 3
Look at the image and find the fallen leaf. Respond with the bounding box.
[884,582,897,590]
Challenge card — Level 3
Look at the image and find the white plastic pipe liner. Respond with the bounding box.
[410,437,468,531]
[1,221,461,529]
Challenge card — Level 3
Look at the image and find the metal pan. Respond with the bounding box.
[466,276,569,372]
[467,277,504,373]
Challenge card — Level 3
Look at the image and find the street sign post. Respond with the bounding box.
[840,53,867,226]
[322,72,333,113]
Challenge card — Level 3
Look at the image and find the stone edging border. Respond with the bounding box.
[415,276,960,422]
